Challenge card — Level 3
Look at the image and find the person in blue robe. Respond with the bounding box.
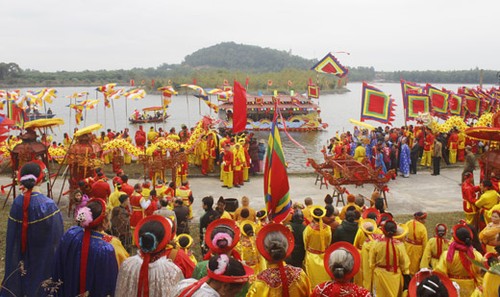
[1,161,64,297]
[399,137,411,178]
[375,146,388,176]
[52,198,118,297]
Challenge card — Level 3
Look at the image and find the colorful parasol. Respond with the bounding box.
[74,123,103,137]
[349,118,375,130]
[464,127,500,142]
[24,118,64,129]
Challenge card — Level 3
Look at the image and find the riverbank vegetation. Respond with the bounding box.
[1,42,497,90]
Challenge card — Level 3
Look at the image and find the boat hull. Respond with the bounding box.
[129,115,170,124]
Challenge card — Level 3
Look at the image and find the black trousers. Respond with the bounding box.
[432,157,441,175]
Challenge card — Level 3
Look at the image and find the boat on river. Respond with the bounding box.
[28,112,56,121]
[218,93,327,131]
[129,106,169,124]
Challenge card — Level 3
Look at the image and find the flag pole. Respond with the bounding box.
[68,97,72,133]
[95,90,99,124]
[111,98,117,131]
[185,88,191,127]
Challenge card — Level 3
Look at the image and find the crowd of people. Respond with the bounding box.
[2,150,499,296]
[325,124,488,178]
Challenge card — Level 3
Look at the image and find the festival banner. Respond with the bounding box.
[400,80,423,111]
[232,80,247,133]
[463,95,480,118]
[360,82,395,125]
[406,94,430,120]
[426,84,449,117]
[307,84,319,99]
[448,93,463,116]
[264,103,291,223]
[311,53,348,78]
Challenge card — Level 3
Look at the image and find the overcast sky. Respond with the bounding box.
[1,0,498,72]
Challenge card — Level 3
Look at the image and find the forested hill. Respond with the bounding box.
[182,42,315,72]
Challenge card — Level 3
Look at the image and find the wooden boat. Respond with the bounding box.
[129,106,169,124]
[218,93,328,131]
[28,113,56,121]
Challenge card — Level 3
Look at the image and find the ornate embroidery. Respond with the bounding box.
[257,266,302,288]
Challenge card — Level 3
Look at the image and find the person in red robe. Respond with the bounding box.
[91,171,111,201]
[130,184,150,229]
[462,172,480,226]
[120,174,134,196]
[134,125,146,148]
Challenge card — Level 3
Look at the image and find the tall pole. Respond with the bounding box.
[69,97,72,132]
[95,90,99,124]
[185,89,191,127]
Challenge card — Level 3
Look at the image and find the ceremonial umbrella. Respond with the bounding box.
[349,118,375,131]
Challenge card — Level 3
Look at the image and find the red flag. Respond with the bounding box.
[308,78,313,86]
[233,81,247,133]
[151,79,155,88]
[245,77,249,87]
[193,78,197,85]
[130,79,135,87]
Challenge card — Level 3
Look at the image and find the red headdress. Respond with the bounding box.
[255,223,295,297]
[17,161,47,254]
[408,270,458,297]
[446,221,475,280]
[203,218,241,260]
[362,207,380,220]
[134,215,172,297]
[178,254,253,297]
[324,242,361,282]
[77,198,107,295]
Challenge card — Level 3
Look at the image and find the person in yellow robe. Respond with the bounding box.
[121,130,133,165]
[420,223,450,270]
[404,211,428,275]
[303,206,332,287]
[147,126,158,143]
[107,182,127,211]
[434,222,484,297]
[479,210,500,253]
[475,180,500,229]
[176,234,197,265]
[236,221,260,274]
[352,218,378,288]
[482,250,500,297]
[339,194,362,221]
[247,223,311,297]
[369,220,410,297]
[303,197,314,223]
[353,142,367,163]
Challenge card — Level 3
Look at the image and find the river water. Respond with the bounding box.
[12,82,491,172]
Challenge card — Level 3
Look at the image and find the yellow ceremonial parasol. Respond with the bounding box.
[24,118,64,129]
[74,123,103,137]
[349,118,375,131]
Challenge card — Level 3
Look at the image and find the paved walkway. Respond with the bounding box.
[0,166,467,220]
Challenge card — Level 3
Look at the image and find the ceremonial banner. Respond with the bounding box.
[400,80,423,110]
[264,104,291,223]
[360,82,395,125]
[426,84,449,116]
[232,80,247,133]
[448,93,463,116]
[406,94,430,120]
[311,53,348,78]
[307,84,320,99]
[463,95,480,117]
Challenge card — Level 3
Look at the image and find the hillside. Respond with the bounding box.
[182,42,316,72]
